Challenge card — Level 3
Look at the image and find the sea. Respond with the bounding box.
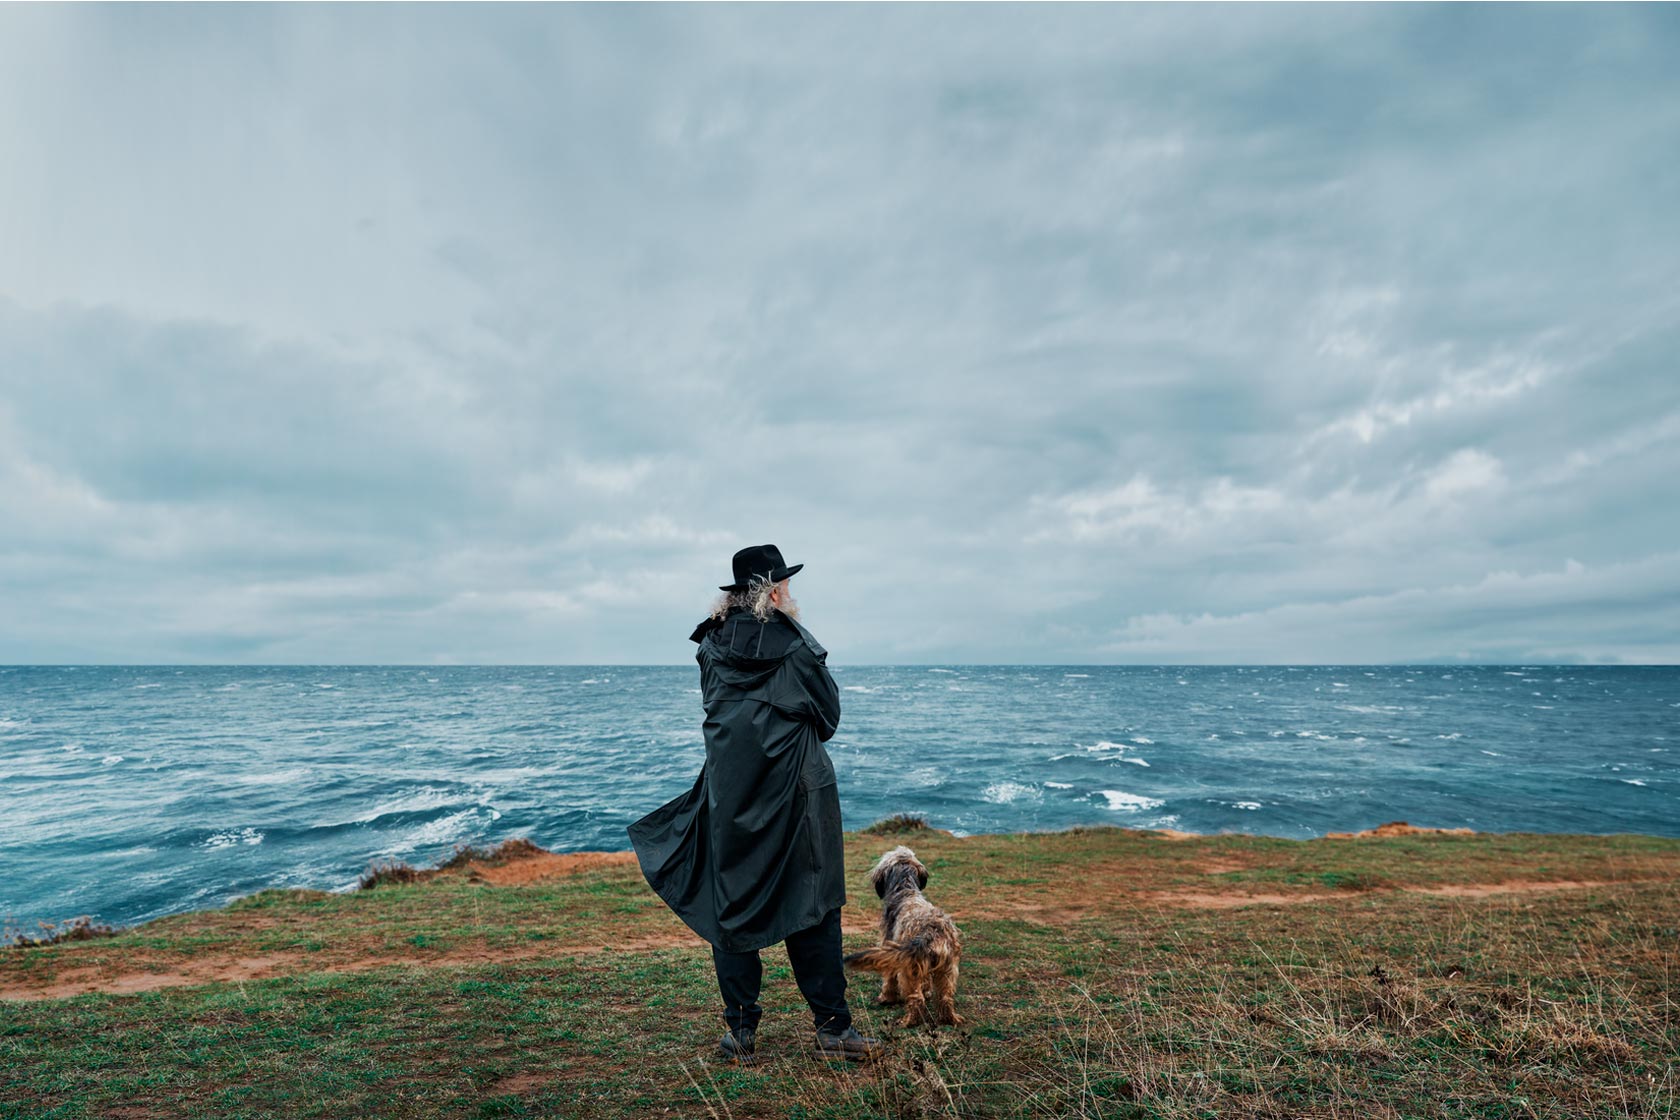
[2,665,1676,938]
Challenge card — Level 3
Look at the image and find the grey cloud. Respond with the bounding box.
[0,5,1675,663]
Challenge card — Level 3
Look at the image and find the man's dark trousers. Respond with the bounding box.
[712,907,852,1034]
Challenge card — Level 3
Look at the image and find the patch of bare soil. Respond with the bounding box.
[1413,879,1611,898]
[1322,820,1476,840]
[1147,878,1629,909]
[467,850,637,886]
[1147,891,1343,909]
[488,1070,555,1096]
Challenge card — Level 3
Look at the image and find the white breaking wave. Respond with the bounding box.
[1622,779,1647,787]
[842,685,878,693]
[1096,790,1164,812]
[101,755,124,766]
[204,828,264,849]
[1121,758,1150,767]
[1044,781,1074,789]
[1233,801,1262,810]
[1130,736,1154,745]
[981,781,1041,804]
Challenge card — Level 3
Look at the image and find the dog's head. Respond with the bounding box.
[868,845,929,898]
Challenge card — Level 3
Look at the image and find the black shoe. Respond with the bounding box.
[813,1025,883,1062]
[719,1027,758,1064]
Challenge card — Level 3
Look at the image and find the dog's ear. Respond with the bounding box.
[916,866,929,891]
[874,874,888,899]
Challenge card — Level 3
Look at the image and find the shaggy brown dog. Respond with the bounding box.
[843,846,963,1027]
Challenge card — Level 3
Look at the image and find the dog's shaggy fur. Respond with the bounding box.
[842,846,964,1027]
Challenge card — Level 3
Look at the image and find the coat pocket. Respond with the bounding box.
[798,740,839,791]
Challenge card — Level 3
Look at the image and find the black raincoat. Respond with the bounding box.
[627,607,845,953]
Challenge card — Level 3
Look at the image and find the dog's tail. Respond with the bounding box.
[843,937,952,973]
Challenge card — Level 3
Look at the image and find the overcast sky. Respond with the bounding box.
[1,5,1676,664]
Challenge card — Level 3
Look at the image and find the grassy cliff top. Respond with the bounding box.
[4,824,1678,1119]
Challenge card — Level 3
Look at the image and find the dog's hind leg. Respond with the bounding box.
[875,972,904,1006]
[932,961,963,1026]
[898,966,931,1027]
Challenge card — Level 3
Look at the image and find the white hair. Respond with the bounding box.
[710,575,796,623]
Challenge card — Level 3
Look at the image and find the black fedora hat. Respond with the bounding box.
[719,543,804,592]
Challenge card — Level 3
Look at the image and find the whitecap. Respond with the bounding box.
[1085,740,1130,753]
[1121,758,1150,767]
[580,678,604,685]
[1436,732,1463,741]
[927,668,957,674]
[315,683,335,689]
[1095,790,1164,812]
[1063,673,1090,679]
[132,683,163,690]
[1044,781,1074,789]
[1233,801,1261,810]
[1480,750,1500,757]
[101,754,124,766]
[842,685,878,693]
[1129,736,1154,745]
[204,827,264,849]
[347,787,460,825]
[1622,779,1647,787]
[384,810,479,853]
[980,781,1041,804]
[60,743,83,753]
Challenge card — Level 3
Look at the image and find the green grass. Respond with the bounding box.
[3,827,1678,1119]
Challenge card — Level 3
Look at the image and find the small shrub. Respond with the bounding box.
[437,837,546,870]
[861,814,932,835]
[2,915,119,949]
[359,860,422,890]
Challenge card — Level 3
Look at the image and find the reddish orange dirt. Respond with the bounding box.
[1321,820,1477,839]
[467,850,638,885]
[2,835,1666,1002]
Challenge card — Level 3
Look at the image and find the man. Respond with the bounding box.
[628,544,882,1064]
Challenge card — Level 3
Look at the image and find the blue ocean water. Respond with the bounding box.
[1,665,1676,937]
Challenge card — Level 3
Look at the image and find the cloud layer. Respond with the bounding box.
[1,6,1676,663]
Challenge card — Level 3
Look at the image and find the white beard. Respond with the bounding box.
[777,594,801,622]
